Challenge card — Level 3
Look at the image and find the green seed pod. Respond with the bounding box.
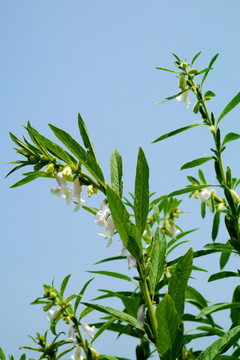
[179,74,186,90]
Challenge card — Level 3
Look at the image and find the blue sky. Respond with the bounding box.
[1,1,240,358]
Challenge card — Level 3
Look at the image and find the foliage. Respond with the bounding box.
[3,52,240,359]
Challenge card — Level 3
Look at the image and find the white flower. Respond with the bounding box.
[73,178,85,211]
[127,252,137,269]
[47,307,61,323]
[71,345,83,360]
[176,90,190,109]
[80,321,95,338]
[95,200,110,227]
[98,215,115,242]
[119,245,137,269]
[68,326,76,342]
[136,305,145,329]
[51,172,73,205]
[199,188,212,202]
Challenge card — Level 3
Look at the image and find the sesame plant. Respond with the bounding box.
[3,52,240,360]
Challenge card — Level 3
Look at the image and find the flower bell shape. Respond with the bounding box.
[199,188,212,202]
[136,305,145,329]
[68,326,76,342]
[51,172,73,205]
[176,90,190,109]
[95,200,110,227]
[119,245,137,269]
[98,215,115,246]
[80,321,96,338]
[71,346,83,360]
[73,178,85,211]
[47,307,61,323]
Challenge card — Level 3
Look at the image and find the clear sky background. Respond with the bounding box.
[1,1,240,359]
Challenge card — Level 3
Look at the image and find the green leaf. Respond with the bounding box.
[155,90,187,105]
[231,286,240,324]
[191,51,202,65]
[208,271,240,282]
[172,53,181,62]
[212,211,220,241]
[60,274,71,297]
[82,302,137,326]
[168,248,193,319]
[185,286,208,309]
[155,294,182,359]
[197,303,240,318]
[201,201,206,219]
[222,132,240,146]
[152,124,201,144]
[49,124,105,184]
[86,271,131,282]
[94,256,125,265]
[204,91,216,98]
[110,148,123,198]
[201,53,219,86]
[82,205,98,215]
[155,67,180,74]
[168,184,215,197]
[217,92,240,124]
[149,228,167,291]
[181,157,213,170]
[10,171,48,188]
[74,278,94,313]
[0,348,6,360]
[220,250,231,270]
[106,185,142,260]
[134,147,149,235]
[5,162,30,178]
[78,112,98,163]
[198,169,207,184]
[195,326,224,337]
[27,126,76,165]
[91,318,115,344]
[196,325,240,360]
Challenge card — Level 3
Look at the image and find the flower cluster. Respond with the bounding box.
[50,167,85,211]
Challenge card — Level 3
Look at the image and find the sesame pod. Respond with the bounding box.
[211,112,215,125]
[179,74,186,90]
[226,166,232,188]
[214,160,222,184]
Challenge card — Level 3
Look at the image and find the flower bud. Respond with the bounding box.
[188,68,199,75]
[90,348,100,358]
[87,185,98,197]
[43,301,55,312]
[231,189,240,204]
[62,166,72,179]
[45,163,55,175]
[210,125,216,133]
[179,74,186,90]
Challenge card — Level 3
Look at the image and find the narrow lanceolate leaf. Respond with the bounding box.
[212,211,220,241]
[78,113,98,162]
[155,294,182,359]
[191,51,202,65]
[155,67,180,74]
[82,302,137,326]
[168,184,215,197]
[60,274,71,297]
[181,157,213,170]
[152,124,201,144]
[208,271,240,282]
[196,325,240,360]
[185,286,208,309]
[149,228,167,291]
[49,124,105,184]
[110,148,123,198]
[155,90,187,105]
[201,53,219,86]
[217,92,240,124]
[0,348,6,360]
[168,248,193,319]
[197,302,240,318]
[231,285,240,324]
[222,132,240,146]
[134,147,149,235]
[27,126,76,165]
[86,270,131,282]
[106,185,142,260]
[10,171,48,188]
